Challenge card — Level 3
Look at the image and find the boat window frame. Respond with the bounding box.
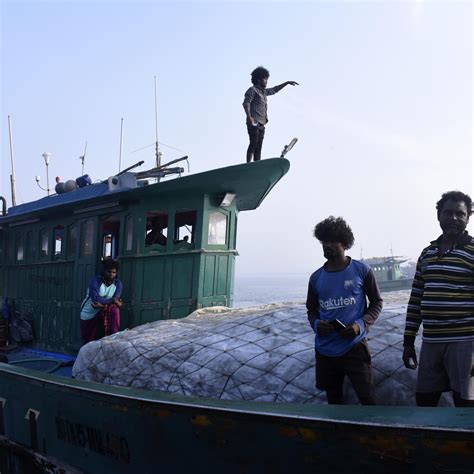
[100,215,121,260]
[6,231,15,263]
[25,229,36,262]
[144,210,169,253]
[173,210,196,251]
[67,224,78,259]
[233,212,238,250]
[123,213,134,254]
[53,225,66,260]
[207,210,229,247]
[79,219,95,257]
[15,231,25,262]
[39,228,50,261]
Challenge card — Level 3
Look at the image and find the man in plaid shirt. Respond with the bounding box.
[243,66,298,163]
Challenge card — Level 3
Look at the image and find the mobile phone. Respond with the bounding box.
[329,319,346,331]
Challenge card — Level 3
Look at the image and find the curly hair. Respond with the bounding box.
[102,258,119,272]
[313,216,355,249]
[251,66,270,85]
[436,190,473,217]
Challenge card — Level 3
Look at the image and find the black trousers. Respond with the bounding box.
[246,123,265,162]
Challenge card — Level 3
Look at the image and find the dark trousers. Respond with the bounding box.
[246,123,265,162]
[80,305,120,344]
[315,341,376,405]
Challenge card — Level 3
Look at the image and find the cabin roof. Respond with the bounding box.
[363,257,406,265]
[1,158,290,222]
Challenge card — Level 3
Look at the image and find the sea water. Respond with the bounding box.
[233,273,308,307]
[233,273,411,308]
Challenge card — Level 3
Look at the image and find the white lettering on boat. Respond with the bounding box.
[55,416,130,464]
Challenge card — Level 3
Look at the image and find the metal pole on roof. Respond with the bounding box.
[42,152,51,196]
[79,141,87,175]
[7,115,17,206]
[154,76,161,174]
[118,118,124,172]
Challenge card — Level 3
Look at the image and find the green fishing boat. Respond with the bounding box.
[362,256,414,293]
[0,157,472,473]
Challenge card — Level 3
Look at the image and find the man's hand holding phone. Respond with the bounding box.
[329,319,346,331]
[340,322,360,339]
[316,320,335,336]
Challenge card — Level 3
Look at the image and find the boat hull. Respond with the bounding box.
[378,278,413,292]
[0,365,472,473]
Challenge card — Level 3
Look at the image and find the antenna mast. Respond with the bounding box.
[79,141,87,175]
[118,118,124,172]
[154,75,161,171]
[7,115,17,206]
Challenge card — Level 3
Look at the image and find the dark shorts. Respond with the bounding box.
[315,340,375,401]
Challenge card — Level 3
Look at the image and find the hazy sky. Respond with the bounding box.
[1,1,472,276]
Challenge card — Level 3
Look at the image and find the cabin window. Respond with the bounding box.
[26,231,36,261]
[174,211,196,250]
[145,212,168,248]
[102,233,115,258]
[40,229,49,257]
[6,234,14,262]
[124,215,133,251]
[54,226,65,258]
[208,212,227,245]
[101,216,120,259]
[68,225,78,257]
[16,236,24,261]
[80,220,94,256]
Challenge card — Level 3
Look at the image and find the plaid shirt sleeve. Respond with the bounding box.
[265,87,278,96]
[243,87,256,106]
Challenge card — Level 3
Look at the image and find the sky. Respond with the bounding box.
[1,0,472,277]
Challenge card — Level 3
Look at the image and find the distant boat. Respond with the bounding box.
[362,256,413,292]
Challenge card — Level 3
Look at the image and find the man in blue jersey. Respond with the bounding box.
[306,216,383,405]
[403,191,474,407]
[80,259,123,344]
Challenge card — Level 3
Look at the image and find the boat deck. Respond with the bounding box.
[0,297,442,407]
[0,345,75,378]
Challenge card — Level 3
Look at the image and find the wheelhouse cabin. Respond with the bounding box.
[0,158,290,353]
[362,256,413,292]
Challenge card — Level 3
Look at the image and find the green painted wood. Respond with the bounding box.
[0,365,472,474]
[203,255,216,297]
[216,255,229,295]
[0,159,289,354]
[170,256,193,299]
[141,257,166,302]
